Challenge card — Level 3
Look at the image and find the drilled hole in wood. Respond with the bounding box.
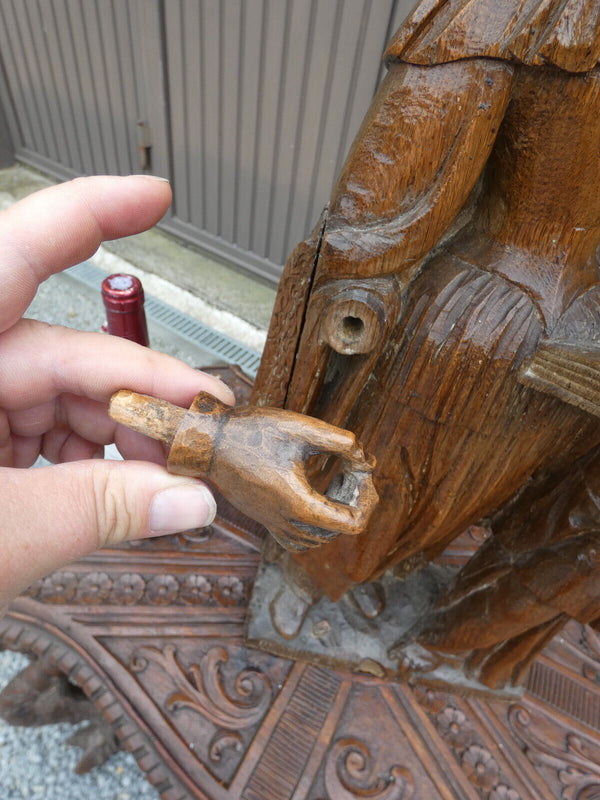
[323,298,380,355]
[340,315,365,343]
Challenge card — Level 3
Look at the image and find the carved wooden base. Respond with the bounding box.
[246,556,523,699]
[2,504,600,799]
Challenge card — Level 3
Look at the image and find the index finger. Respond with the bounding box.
[0,175,172,333]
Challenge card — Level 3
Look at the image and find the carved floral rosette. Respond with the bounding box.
[23,570,250,608]
[414,687,523,799]
[6,497,600,800]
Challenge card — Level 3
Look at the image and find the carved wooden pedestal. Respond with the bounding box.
[2,505,600,798]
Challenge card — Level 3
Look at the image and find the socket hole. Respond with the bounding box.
[340,315,364,341]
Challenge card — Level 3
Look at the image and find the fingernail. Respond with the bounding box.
[148,483,216,535]
[131,173,170,183]
[197,372,235,405]
[218,381,236,405]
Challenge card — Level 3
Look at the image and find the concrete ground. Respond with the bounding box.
[0,164,277,332]
[0,164,276,799]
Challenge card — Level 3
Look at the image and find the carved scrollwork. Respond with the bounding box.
[323,738,414,800]
[129,652,149,673]
[208,730,243,763]
[131,644,271,729]
[574,625,600,685]
[509,704,600,800]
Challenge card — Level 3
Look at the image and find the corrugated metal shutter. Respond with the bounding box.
[0,1,153,175]
[0,0,414,283]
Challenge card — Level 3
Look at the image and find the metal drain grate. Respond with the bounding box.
[67,260,262,378]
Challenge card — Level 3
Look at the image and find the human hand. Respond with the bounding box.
[0,175,234,613]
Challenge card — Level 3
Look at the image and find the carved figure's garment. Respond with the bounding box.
[254,0,600,603]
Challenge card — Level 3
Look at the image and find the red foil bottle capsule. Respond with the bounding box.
[101,273,150,347]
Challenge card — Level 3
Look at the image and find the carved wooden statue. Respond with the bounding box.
[247,0,600,689]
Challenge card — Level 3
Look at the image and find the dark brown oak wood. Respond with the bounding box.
[251,0,600,688]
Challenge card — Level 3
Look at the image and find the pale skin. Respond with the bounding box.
[0,175,235,613]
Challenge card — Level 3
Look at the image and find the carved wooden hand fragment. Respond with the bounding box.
[109,390,377,551]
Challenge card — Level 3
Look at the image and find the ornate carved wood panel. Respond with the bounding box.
[3,504,600,799]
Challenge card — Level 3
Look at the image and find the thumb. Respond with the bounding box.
[0,460,216,608]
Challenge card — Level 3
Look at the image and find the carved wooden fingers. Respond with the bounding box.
[109,390,377,551]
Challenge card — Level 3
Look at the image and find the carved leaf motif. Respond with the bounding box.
[576,625,600,686]
[576,782,600,800]
[556,624,600,684]
[509,705,600,800]
[324,737,414,800]
[132,645,271,729]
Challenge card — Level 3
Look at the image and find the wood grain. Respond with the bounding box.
[253,0,600,685]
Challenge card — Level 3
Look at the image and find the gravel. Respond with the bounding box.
[0,650,160,800]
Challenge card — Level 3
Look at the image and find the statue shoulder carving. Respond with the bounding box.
[386,0,600,74]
